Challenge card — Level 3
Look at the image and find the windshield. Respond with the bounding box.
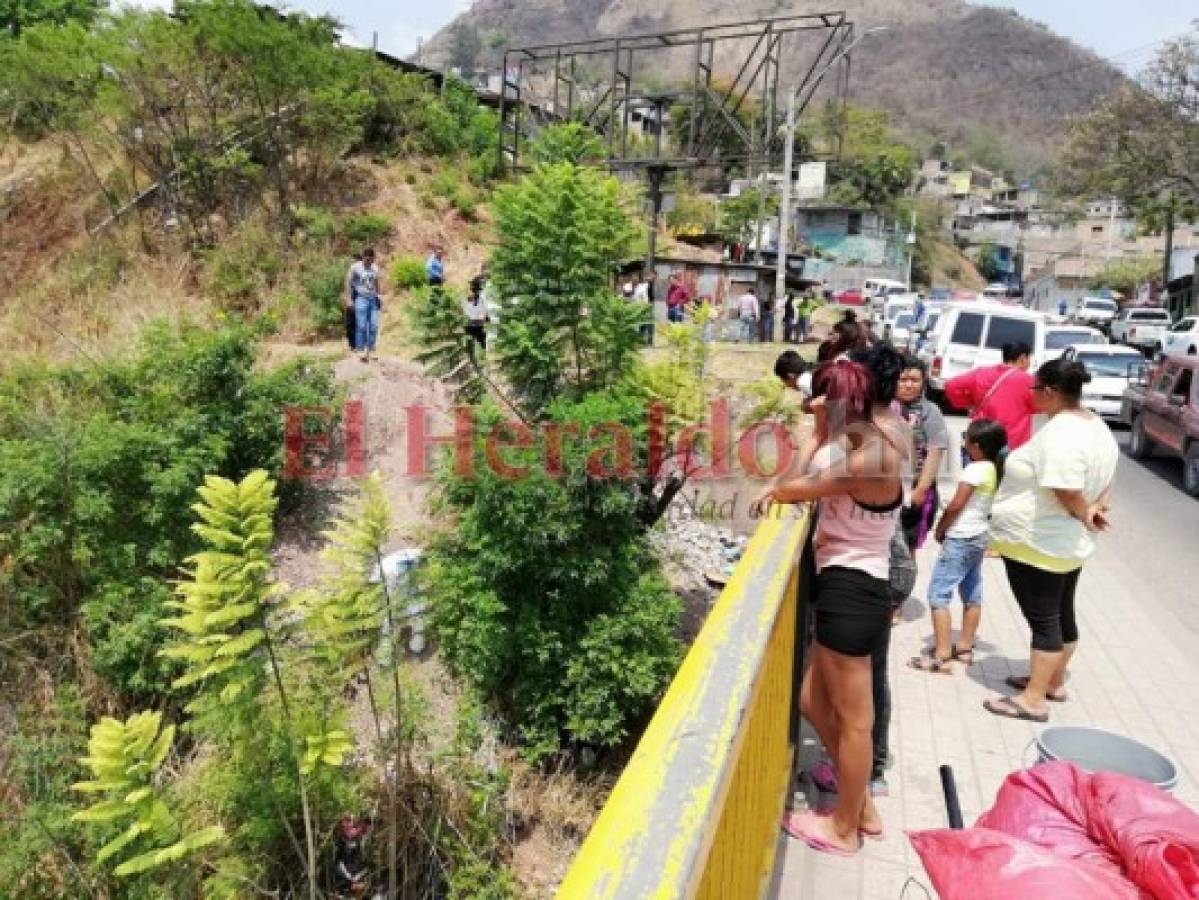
[1084,300,1118,311]
[924,313,941,332]
[1076,353,1141,378]
[895,314,918,328]
[1046,330,1103,350]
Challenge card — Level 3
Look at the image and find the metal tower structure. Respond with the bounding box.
[495,12,855,273]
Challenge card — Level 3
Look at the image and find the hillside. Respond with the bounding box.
[424,0,1126,175]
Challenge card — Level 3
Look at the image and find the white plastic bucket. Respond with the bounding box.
[1034,725,1179,793]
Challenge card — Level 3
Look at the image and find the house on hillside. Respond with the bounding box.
[1025,256,1107,313]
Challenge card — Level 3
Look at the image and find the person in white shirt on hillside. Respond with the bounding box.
[737,288,760,343]
[909,418,1008,674]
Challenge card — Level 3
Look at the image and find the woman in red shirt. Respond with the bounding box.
[944,342,1039,450]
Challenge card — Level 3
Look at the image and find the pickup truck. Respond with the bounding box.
[1122,356,1199,496]
[1111,307,1173,352]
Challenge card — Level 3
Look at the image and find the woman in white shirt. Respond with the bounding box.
[984,358,1119,722]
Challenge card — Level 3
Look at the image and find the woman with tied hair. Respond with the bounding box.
[756,354,906,856]
[984,357,1118,722]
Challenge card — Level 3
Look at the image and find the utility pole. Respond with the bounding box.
[775,26,889,306]
[905,208,917,291]
[1162,194,1176,314]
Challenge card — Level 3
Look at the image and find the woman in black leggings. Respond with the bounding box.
[984,358,1119,722]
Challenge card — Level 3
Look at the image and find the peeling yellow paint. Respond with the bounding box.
[557,509,810,899]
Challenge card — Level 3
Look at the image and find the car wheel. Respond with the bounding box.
[1129,415,1154,459]
[1185,445,1199,498]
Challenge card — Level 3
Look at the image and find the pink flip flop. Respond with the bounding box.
[859,824,884,841]
[781,811,859,857]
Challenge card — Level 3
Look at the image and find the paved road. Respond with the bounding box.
[1105,425,1199,640]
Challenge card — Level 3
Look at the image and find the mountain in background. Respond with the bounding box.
[420,0,1126,177]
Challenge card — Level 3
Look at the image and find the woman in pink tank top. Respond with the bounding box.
[756,357,906,857]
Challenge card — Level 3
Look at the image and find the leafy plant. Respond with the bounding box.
[72,711,223,878]
[340,212,392,247]
[392,254,429,290]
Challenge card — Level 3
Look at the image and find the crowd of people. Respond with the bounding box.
[756,315,1119,857]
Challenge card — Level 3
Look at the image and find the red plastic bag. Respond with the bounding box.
[976,761,1123,875]
[1087,771,1199,900]
[910,827,1143,900]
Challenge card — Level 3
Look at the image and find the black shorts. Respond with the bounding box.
[813,566,893,658]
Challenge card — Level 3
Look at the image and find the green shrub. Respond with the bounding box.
[391,255,428,290]
[0,324,335,701]
[340,212,392,247]
[302,258,348,331]
[429,391,683,759]
[293,204,337,241]
[204,225,282,308]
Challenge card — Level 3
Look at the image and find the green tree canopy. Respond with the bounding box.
[1,0,103,38]
[1059,31,1199,217]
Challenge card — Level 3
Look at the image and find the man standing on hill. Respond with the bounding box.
[344,251,361,350]
[348,248,383,363]
[945,341,1039,451]
[426,246,445,287]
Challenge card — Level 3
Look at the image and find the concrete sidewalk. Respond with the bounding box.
[770,538,1199,899]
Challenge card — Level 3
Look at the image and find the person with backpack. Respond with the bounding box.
[909,419,1008,674]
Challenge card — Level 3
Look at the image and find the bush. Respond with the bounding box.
[0,324,335,701]
[429,391,683,759]
[340,212,392,247]
[302,258,349,330]
[294,204,337,241]
[391,255,428,290]
[204,225,283,308]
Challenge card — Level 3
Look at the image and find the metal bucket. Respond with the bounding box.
[1035,725,1179,793]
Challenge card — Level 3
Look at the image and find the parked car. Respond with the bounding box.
[1060,344,1145,420]
[1111,307,1172,352]
[879,296,917,339]
[888,311,921,349]
[1122,356,1199,496]
[920,303,1048,392]
[1072,296,1119,330]
[928,287,952,302]
[909,308,944,353]
[835,288,865,306]
[1162,316,1199,358]
[1044,324,1107,361]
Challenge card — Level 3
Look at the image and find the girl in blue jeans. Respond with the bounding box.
[909,419,1008,673]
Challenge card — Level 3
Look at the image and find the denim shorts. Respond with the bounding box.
[928,533,989,609]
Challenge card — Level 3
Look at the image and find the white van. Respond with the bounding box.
[920,303,1048,391]
[880,296,916,341]
[865,278,908,318]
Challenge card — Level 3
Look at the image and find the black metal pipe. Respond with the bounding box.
[940,765,964,830]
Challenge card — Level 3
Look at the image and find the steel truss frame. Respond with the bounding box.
[496,12,853,175]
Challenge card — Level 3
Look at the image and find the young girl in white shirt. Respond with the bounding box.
[909,418,1008,674]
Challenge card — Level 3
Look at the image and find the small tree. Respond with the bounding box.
[72,711,223,880]
[1060,31,1199,214]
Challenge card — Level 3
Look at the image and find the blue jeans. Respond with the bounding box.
[762,312,775,342]
[928,533,988,609]
[667,305,684,323]
[355,296,379,352]
[740,317,756,342]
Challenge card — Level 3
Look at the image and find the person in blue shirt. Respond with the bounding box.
[427,247,445,286]
[1058,297,1068,317]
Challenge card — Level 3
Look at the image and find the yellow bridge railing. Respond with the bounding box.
[556,508,811,899]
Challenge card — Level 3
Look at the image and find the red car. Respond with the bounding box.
[835,288,865,306]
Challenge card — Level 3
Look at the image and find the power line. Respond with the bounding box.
[904,27,1193,119]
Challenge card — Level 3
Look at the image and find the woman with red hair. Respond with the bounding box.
[756,356,906,856]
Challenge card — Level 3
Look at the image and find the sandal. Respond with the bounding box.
[951,644,976,666]
[908,653,952,674]
[781,811,860,857]
[1005,675,1067,702]
[983,696,1049,723]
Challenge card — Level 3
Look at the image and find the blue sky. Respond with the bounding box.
[123,2,1195,65]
